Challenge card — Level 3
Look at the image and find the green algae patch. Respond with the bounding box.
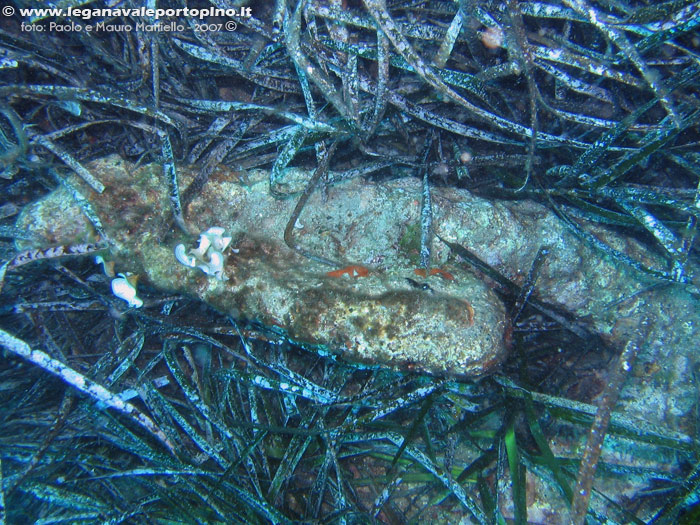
[398,222,422,264]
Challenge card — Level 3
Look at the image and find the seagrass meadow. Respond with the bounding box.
[1,0,700,523]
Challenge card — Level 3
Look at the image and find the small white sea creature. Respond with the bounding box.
[111,273,143,308]
[174,226,233,281]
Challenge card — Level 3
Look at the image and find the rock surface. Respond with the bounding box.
[16,155,700,416]
[17,156,507,377]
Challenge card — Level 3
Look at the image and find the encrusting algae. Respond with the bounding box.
[16,155,508,377]
[13,153,700,428]
[16,152,699,401]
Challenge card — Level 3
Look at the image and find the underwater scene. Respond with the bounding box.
[1,0,699,523]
